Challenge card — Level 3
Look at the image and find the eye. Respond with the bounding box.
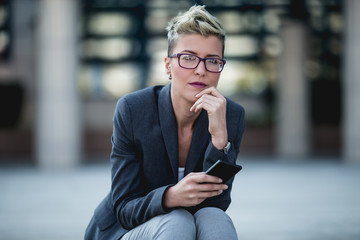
[181,54,197,61]
[206,58,221,65]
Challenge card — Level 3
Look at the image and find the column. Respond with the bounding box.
[276,19,310,158]
[343,0,360,162]
[36,0,81,168]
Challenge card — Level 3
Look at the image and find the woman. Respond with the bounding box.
[85,5,245,240]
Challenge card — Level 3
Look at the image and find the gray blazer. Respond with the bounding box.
[85,83,246,240]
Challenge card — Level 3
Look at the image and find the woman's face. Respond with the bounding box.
[165,33,223,104]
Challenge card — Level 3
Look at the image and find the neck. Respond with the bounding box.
[171,94,200,130]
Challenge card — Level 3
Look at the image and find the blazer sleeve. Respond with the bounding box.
[110,97,169,230]
[194,103,246,212]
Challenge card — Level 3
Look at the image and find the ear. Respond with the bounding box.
[164,57,171,75]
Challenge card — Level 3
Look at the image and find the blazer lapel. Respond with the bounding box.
[158,83,211,179]
[185,110,210,175]
[158,84,178,179]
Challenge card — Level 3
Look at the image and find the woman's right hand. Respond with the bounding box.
[163,172,228,209]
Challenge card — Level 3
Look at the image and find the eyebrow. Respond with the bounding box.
[180,50,222,58]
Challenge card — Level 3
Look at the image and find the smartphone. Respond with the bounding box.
[205,160,242,183]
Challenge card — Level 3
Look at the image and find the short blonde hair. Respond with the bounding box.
[166,5,226,57]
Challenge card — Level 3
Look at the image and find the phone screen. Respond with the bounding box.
[205,160,242,183]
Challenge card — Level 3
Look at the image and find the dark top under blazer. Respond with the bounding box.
[85,83,246,240]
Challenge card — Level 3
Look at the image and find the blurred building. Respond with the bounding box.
[0,0,359,168]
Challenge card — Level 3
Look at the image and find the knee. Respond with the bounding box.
[156,209,196,238]
[196,207,232,222]
[196,206,225,215]
[163,209,195,228]
[195,207,238,240]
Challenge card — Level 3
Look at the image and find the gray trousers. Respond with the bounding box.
[121,207,238,240]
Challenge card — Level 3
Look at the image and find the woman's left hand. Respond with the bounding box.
[190,87,228,150]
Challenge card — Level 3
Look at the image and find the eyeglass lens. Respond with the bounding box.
[178,54,224,72]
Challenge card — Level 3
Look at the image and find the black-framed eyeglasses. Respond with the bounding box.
[169,53,226,73]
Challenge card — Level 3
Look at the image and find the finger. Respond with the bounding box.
[191,102,206,113]
[195,86,221,98]
[190,101,200,112]
[184,172,221,184]
[193,102,216,113]
[197,189,224,199]
[197,173,223,184]
[192,99,222,114]
[190,94,207,111]
[198,183,228,192]
[190,94,219,112]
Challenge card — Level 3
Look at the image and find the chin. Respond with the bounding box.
[184,93,197,104]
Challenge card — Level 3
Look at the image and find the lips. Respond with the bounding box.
[189,81,207,88]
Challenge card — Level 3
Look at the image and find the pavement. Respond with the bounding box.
[1,157,360,240]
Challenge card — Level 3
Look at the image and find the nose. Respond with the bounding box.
[194,59,206,76]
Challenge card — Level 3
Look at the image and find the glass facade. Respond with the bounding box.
[0,0,10,60]
[79,0,343,127]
